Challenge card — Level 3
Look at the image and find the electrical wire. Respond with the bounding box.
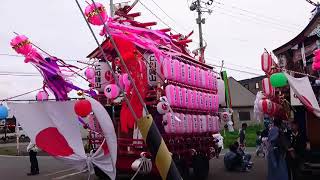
[0,53,81,62]
[138,1,179,33]
[148,0,194,32]
[212,0,304,29]
[211,9,295,33]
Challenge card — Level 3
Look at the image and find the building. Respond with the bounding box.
[223,77,261,129]
[239,75,266,95]
[272,9,320,163]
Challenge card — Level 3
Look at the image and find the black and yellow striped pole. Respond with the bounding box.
[137,114,182,180]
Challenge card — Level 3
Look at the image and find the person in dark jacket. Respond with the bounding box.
[239,123,248,147]
[287,121,306,180]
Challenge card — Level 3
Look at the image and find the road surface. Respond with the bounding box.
[0,154,267,180]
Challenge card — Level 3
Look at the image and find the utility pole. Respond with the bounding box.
[196,0,204,52]
[190,0,213,63]
[110,0,114,17]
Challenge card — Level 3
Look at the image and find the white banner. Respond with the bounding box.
[285,73,320,117]
[290,87,302,106]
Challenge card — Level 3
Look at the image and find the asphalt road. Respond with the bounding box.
[0,154,267,180]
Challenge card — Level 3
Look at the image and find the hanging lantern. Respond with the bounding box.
[262,78,275,97]
[0,105,9,120]
[104,84,120,99]
[85,2,108,26]
[270,72,288,88]
[36,91,49,101]
[312,49,320,71]
[261,52,273,74]
[84,67,95,80]
[258,99,273,115]
[94,61,111,93]
[74,99,92,117]
[10,35,33,55]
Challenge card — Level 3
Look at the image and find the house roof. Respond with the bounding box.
[225,77,256,107]
[273,12,320,55]
[238,75,266,84]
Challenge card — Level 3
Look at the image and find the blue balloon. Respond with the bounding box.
[0,105,8,119]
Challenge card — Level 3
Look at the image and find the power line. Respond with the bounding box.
[212,0,304,29]
[212,9,295,33]
[208,63,264,76]
[138,1,179,33]
[205,57,262,72]
[148,0,193,32]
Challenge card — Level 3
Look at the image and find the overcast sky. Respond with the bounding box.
[0,0,316,100]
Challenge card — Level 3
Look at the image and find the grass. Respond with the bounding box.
[221,125,263,148]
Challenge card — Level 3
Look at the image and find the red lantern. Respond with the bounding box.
[261,52,273,74]
[262,78,275,97]
[258,99,280,116]
[74,100,92,117]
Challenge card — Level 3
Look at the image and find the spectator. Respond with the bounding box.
[256,131,265,157]
[27,142,39,176]
[224,144,243,171]
[287,121,307,180]
[267,119,288,180]
[234,141,253,171]
[239,123,248,148]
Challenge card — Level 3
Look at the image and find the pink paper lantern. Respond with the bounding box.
[186,64,192,85]
[36,91,49,101]
[10,35,33,55]
[186,114,193,133]
[262,78,275,97]
[176,113,183,134]
[201,69,207,88]
[85,2,108,26]
[190,65,196,85]
[174,86,181,107]
[165,85,175,106]
[180,88,187,108]
[187,89,193,109]
[84,67,95,80]
[312,49,320,71]
[180,62,187,83]
[162,58,174,80]
[173,60,181,82]
[197,67,202,87]
[206,115,213,132]
[104,84,120,99]
[192,114,198,133]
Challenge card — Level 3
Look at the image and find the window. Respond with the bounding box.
[255,82,259,89]
[239,111,251,121]
[244,84,249,89]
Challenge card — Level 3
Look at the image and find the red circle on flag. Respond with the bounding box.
[36,127,74,157]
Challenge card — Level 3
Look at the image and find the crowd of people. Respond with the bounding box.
[224,119,309,180]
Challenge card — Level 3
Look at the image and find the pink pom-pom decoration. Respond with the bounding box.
[157,101,170,114]
[85,67,95,80]
[36,91,49,101]
[10,35,33,55]
[104,84,120,99]
[312,49,320,71]
[85,2,108,26]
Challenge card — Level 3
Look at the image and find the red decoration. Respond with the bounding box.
[74,99,92,117]
[262,78,275,97]
[261,52,273,74]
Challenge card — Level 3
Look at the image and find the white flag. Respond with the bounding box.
[285,73,320,117]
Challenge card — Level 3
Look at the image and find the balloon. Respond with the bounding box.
[156,101,169,114]
[104,84,120,99]
[85,2,108,26]
[84,67,95,80]
[0,105,8,119]
[10,35,33,55]
[270,72,288,88]
[36,91,49,101]
[74,100,92,117]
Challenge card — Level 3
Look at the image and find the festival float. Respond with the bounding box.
[6,1,222,180]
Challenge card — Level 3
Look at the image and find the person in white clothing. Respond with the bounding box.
[27,142,39,175]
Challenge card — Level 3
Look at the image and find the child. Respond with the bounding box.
[255,131,265,157]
